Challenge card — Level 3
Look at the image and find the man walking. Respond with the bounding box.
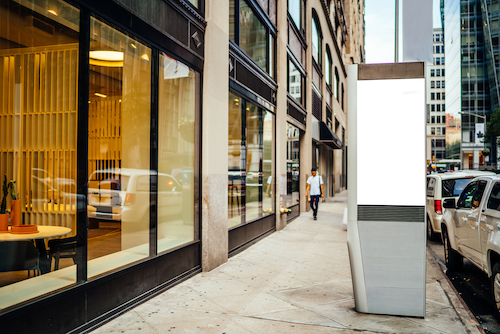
[305,168,324,220]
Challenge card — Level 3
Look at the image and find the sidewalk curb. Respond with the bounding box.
[427,248,485,334]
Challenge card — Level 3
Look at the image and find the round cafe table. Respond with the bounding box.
[0,226,72,274]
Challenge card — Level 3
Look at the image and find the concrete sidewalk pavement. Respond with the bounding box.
[90,191,483,334]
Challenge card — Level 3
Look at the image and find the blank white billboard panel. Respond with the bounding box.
[357,78,425,206]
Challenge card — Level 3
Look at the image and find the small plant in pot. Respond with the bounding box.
[9,180,20,226]
[0,176,9,232]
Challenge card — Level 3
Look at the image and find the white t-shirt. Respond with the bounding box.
[307,175,323,196]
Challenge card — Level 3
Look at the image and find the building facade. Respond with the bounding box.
[427,28,447,171]
[0,0,363,332]
[442,0,500,170]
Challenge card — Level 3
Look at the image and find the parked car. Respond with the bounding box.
[87,168,182,228]
[441,174,500,315]
[426,170,495,241]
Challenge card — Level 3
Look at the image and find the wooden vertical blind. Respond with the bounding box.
[88,99,122,174]
[0,45,78,230]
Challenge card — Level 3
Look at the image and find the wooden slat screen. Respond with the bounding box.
[0,45,78,230]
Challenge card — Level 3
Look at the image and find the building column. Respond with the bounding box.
[201,0,229,271]
[300,0,313,213]
[275,0,289,230]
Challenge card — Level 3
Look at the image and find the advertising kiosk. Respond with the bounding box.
[347,63,427,317]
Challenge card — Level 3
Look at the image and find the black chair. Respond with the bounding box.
[0,241,39,277]
[48,236,77,271]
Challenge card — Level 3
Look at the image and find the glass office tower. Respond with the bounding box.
[442,0,500,169]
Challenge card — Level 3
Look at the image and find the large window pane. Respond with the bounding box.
[245,103,261,222]
[228,93,243,228]
[286,124,300,207]
[157,54,197,253]
[87,18,151,277]
[312,16,321,64]
[228,94,274,227]
[262,111,274,215]
[0,0,79,309]
[288,60,303,104]
[325,51,331,86]
[288,0,301,29]
[239,0,267,72]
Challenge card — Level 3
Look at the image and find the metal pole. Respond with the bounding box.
[395,0,399,63]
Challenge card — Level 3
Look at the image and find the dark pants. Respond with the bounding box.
[310,195,320,217]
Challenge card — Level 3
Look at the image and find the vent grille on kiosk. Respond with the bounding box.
[358,205,425,222]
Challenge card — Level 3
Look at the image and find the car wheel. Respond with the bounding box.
[427,216,439,241]
[442,227,463,271]
[491,262,500,316]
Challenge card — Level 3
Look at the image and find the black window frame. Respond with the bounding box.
[287,54,306,107]
[74,2,203,283]
[230,0,277,78]
[311,9,323,69]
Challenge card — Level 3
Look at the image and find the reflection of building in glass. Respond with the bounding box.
[443,0,500,169]
[427,28,447,171]
[289,68,301,101]
[445,113,462,161]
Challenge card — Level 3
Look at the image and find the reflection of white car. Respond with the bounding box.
[32,168,76,191]
[87,168,182,228]
[426,171,495,241]
[31,169,78,208]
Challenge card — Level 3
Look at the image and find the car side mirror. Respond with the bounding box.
[443,198,456,209]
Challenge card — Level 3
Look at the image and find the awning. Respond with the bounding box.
[320,122,343,149]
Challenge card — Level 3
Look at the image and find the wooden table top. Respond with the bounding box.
[0,226,72,241]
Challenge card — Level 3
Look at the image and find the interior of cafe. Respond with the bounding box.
[0,0,197,312]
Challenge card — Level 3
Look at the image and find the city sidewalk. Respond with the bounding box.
[91,191,484,334]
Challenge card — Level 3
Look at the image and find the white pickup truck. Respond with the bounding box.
[441,174,500,315]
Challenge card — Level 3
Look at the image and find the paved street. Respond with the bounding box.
[90,192,483,334]
[428,239,500,334]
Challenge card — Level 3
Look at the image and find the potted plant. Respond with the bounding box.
[0,176,9,232]
[9,180,20,226]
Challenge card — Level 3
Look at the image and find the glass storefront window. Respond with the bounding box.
[87,17,151,278]
[245,103,261,222]
[0,0,202,316]
[228,93,243,228]
[0,0,79,309]
[157,53,197,253]
[263,111,274,215]
[228,93,274,228]
[286,124,300,207]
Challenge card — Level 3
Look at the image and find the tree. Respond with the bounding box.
[485,107,500,144]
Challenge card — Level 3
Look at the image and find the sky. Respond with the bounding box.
[364,0,441,63]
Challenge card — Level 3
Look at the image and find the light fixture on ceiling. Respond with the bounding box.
[95,92,107,98]
[141,54,150,61]
[48,9,58,16]
[89,50,124,67]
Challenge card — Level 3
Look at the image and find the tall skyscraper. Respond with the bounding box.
[427,28,447,172]
[442,0,500,169]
